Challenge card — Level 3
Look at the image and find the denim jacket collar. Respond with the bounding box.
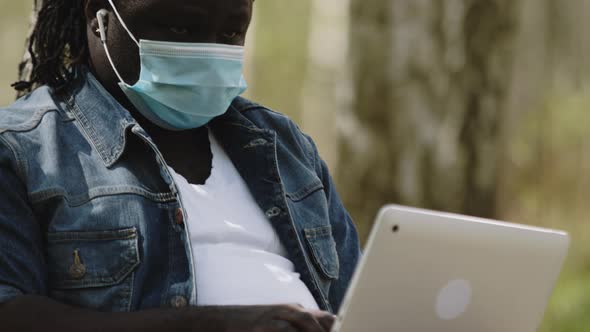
[65,70,137,168]
[64,69,269,169]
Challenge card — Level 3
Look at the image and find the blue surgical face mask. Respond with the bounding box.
[98,0,248,130]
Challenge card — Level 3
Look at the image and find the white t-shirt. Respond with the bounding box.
[168,133,319,309]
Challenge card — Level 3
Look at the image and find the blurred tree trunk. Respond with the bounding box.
[246,1,312,123]
[301,0,350,167]
[340,0,522,239]
[18,1,38,80]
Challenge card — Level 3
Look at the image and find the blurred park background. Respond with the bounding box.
[1,0,589,330]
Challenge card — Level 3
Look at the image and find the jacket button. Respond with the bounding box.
[69,264,86,280]
[170,295,188,308]
[69,249,86,280]
[265,207,282,218]
[174,208,184,225]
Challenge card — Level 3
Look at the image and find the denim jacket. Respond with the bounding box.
[0,71,360,313]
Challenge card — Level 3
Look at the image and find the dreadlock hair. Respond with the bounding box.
[12,0,89,96]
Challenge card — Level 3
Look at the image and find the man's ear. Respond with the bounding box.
[85,0,109,39]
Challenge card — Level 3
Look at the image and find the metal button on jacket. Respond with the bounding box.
[265,207,282,218]
[170,295,188,308]
[69,249,86,280]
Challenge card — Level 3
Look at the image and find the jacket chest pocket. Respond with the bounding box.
[287,179,339,280]
[46,227,140,312]
[304,226,340,280]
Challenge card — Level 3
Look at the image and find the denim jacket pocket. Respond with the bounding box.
[304,226,340,280]
[46,227,140,311]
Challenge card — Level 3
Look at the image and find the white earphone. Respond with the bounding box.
[96,9,109,43]
[95,8,126,84]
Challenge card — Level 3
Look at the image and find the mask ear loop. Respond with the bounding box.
[106,0,140,46]
[96,9,128,86]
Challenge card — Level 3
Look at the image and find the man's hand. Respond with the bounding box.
[217,304,336,332]
[2,296,336,332]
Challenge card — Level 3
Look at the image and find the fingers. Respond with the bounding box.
[312,311,336,331]
[225,304,335,332]
[273,305,331,332]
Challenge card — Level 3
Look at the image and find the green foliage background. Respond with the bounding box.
[508,91,590,331]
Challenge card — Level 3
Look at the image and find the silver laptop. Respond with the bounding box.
[332,205,570,332]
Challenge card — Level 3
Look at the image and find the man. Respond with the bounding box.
[0,0,360,331]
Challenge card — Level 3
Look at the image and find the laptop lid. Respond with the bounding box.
[333,205,570,332]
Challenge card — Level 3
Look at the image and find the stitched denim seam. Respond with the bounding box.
[105,120,135,168]
[53,258,140,289]
[67,95,110,165]
[243,138,271,149]
[160,212,175,307]
[48,235,137,243]
[127,270,136,312]
[286,180,325,202]
[47,227,137,242]
[49,231,140,289]
[308,242,339,279]
[303,226,340,279]
[220,111,273,134]
[292,130,315,171]
[113,239,139,281]
[30,186,176,206]
[304,237,339,279]
[304,226,333,238]
[0,107,57,134]
[48,234,136,243]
